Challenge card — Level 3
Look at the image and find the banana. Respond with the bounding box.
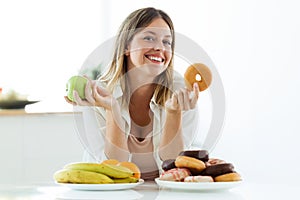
[113,177,139,183]
[54,169,114,184]
[64,162,134,178]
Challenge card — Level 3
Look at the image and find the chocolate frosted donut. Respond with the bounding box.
[179,150,209,162]
[201,163,234,177]
[162,159,176,171]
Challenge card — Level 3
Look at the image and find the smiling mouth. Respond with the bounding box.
[145,55,165,63]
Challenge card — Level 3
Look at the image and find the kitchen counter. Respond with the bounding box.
[0,98,78,115]
[0,109,84,184]
[0,181,298,200]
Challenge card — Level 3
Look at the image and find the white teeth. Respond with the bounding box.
[148,56,163,62]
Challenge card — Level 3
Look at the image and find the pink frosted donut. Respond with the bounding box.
[159,168,191,181]
[206,158,226,166]
[184,175,214,182]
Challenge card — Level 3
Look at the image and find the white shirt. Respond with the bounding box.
[76,71,200,174]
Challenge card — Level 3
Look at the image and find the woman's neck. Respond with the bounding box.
[129,84,155,128]
[126,66,157,91]
[129,84,155,105]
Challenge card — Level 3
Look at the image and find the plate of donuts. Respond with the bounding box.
[155,178,242,191]
[156,150,243,191]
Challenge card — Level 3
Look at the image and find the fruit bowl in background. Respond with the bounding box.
[0,89,39,109]
[0,100,39,109]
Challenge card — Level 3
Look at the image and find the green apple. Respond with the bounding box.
[66,76,88,102]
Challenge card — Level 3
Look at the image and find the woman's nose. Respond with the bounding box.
[153,41,165,51]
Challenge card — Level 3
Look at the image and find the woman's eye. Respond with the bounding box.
[163,40,172,46]
[143,36,155,41]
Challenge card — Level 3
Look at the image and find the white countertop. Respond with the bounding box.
[0,181,299,200]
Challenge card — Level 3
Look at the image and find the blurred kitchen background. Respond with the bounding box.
[0,0,300,186]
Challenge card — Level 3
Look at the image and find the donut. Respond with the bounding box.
[159,168,191,181]
[184,175,214,182]
[205,158,226,167]
[179,150,209,162]
[175,156,206,173]
[162,159,176,171]
[184,63,212,91]
[214,172,241,182]
[201,163,234,177]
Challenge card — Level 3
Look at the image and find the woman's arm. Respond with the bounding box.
[70,80,130,161]
[159,83,199,160]
[159,109,183,160]
[104,101,130,161]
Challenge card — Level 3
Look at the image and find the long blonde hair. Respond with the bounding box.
[100,7,175,106]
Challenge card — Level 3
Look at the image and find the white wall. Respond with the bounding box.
[0,0,103,110]
[1,0,299,184]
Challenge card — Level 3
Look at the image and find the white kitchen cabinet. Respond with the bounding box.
[0,111,84,184]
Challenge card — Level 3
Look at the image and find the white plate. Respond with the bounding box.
[56,179,144,191]
[155,178,242,191]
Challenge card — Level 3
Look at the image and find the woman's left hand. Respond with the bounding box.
[165,83,200,112]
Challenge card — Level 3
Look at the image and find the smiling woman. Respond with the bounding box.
[65,7,202,181]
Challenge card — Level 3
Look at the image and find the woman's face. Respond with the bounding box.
[126,18,173,77]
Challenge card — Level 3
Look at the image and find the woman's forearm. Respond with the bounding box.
[159,110,184,160]
[104,106,129,161]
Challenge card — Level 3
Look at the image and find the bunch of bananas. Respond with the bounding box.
[54,160,141,184]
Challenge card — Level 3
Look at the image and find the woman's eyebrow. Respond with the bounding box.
[143,30,172,38]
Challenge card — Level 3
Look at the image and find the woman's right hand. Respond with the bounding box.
[165,82,200,113]
[64,79,116,110]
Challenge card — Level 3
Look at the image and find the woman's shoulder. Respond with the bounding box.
[96,79,108,87]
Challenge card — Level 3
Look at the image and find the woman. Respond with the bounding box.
[66,7,200,180]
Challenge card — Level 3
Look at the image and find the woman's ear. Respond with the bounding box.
[125,43,131,56]
[124,46,130,56]
[125,49,129,56]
